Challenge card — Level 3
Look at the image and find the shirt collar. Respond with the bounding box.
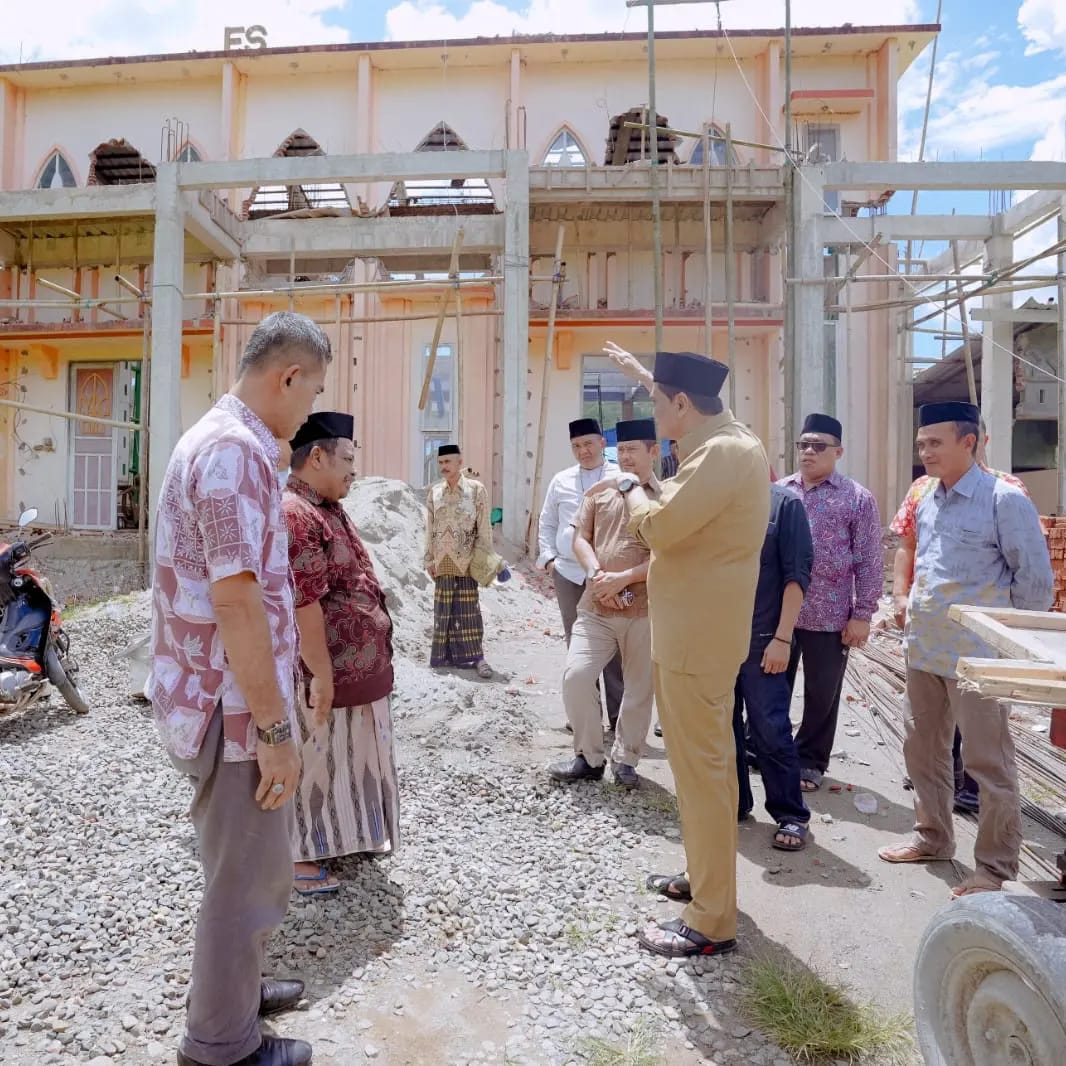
[217,393,280,468]
[678,409,734,462]
[937,461,983,499]
[285,475,328,507]
[782,468,843,492]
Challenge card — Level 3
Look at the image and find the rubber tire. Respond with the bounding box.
[914,893,1066,1066]
[45,645,90,715]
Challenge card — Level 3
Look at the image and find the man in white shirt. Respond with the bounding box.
[537,418,624,728]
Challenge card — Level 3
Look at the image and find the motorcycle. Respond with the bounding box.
[0,508,89,716]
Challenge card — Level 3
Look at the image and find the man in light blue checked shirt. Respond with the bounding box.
[879,401,1053,897]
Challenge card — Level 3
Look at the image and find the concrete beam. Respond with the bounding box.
[791,167,828,426]
[242,215,505,259]
[822,161,1066,192]
[926,239,985,278]
[971,307,1058,324]
[501,152,530,549]
[181,192,241,261]
[821,214,994,244]
[0,184,156,221]
[174,151,512,191]
[1002,189,1063,237]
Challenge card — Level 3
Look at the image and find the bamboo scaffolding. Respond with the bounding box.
[136,306,151,573]
[701,126,713,358]
[418,230,464,412]
[0,396,139,432]
[527,224,566,553]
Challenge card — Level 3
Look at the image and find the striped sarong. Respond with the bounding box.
[430,574,484,668]
[291,696,400,862]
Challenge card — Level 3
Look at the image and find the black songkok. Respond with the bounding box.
[615,418,657,443]
[801,413,843,441]
[289,411,354,451]
[652,352,729,397]
[437,444,461,457]
[919,402,980,427]
[569,418,602,439]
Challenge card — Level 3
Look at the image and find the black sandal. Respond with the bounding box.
[772,821,810,852]
[637,917,737,958]
[645,872,692,902]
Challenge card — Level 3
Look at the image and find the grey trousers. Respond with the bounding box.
[553,569,624,723]
[170,710,295,1065]
[902,667,1022,883]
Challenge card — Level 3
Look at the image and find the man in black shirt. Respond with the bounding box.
[734,483,813,850]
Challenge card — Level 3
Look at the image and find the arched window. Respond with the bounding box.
[176,143,202,163]
[605,108,678,165]
[87,140,156,185]
[388,123,495,211]
[688,125,736,167]
[245,129,350,219]
[543,128,588,167]
[36,150,77,188]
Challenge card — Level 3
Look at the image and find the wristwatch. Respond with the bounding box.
[257,719,293,746]
[588,566,603,580]
[617,475,638,494]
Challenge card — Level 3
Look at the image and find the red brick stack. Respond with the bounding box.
[1043,516,1066,613]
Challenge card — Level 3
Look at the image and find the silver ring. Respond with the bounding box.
[271,783,285,795]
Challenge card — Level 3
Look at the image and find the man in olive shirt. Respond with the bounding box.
[548,418,661,790]
[605,342,770,958]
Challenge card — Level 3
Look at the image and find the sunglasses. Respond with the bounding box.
[795,440,831,454]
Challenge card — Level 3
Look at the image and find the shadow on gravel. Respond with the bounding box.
[272,855,405,1003]
[0,702,80,745]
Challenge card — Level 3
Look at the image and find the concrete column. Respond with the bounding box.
[876,39,898,162]
[148,164,186,554]
[790,165,827,429]
[982,232,1014,472]
[501,149,530,549]
[355,54,373,211]
[508,49,522,149]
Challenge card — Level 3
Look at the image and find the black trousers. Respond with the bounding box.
[786,628,850,775]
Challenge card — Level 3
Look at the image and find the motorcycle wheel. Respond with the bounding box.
[45,645,90,715]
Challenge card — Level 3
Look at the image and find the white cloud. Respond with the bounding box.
[0,0,348,65]
[384,0,922,41]
[897,44,1066,160]
[1018,0,1066,56]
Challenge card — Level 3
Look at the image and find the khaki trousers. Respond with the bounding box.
[170,710,295,1065]
[563,610,654,768]
[902,667,1021,883]
[654,662,738,941]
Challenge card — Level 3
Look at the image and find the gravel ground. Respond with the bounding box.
[0,480,793,1066]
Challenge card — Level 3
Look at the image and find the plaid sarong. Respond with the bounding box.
[431,575,484,668]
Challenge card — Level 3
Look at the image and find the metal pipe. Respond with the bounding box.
[114,273,146,299]
[136,305,151,574]
[951,240,978,405]
[702,126,713,358]
[36,277,80,301]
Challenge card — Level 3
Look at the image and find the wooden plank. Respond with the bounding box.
[957,658,1066,680]
[949,605,1059,663]
[963,607,1066,633]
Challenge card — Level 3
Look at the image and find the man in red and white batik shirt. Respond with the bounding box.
[152,311,329,1066]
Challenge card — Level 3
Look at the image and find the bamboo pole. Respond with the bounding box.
[217,311,503,327]
[725,124,736,410]
[455,285,464,448]
[418,229,464,412]
[951,240,979,405]
[0,396,139,431]
[186,275,504,302]
[527,223,566,553]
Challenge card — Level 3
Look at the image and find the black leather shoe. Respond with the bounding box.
[612,761,639,790]
[547,755,605,782]
[177,1035,313,1066]
[260,978,305,1017]
[653,721,663,738]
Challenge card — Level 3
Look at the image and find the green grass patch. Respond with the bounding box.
[738,956,914,1063]
[580,1019,663,1066]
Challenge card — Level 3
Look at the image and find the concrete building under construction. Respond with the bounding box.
[1,22,1064,558]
